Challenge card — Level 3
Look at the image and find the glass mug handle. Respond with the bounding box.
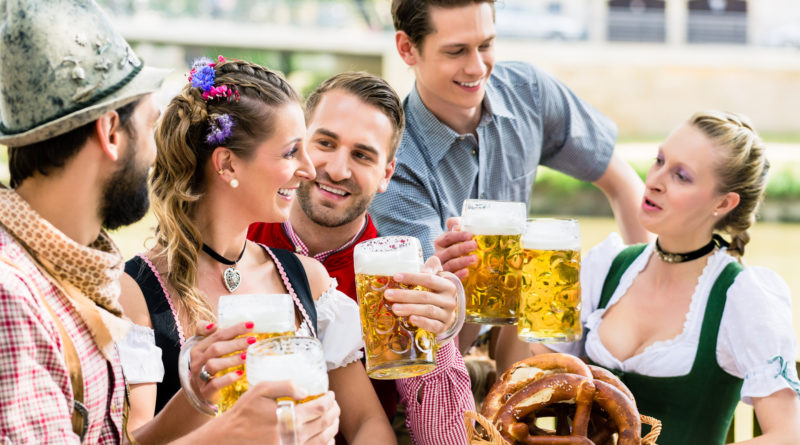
[276,399,299,445]
[177,335,219,416]
[434,271,467,344]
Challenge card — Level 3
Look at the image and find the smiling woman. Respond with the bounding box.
[113,57,395,445]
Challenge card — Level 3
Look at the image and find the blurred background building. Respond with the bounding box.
[97,0,800,140]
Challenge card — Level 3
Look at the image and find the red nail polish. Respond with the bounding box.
[240,353,247,360]
[245,321,255,329]
[205,323,215,330]
[236,370,244,376]
[247,336,257,345]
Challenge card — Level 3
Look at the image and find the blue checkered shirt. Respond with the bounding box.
[369,61,617,258]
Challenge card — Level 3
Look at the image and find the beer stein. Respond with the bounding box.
[177,293,295,415]
[460,199,526,325]
[518,218,582,342]
[353,236,465,379]
[247,336,328,445]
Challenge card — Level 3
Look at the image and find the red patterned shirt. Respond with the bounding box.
[0,228,125,443]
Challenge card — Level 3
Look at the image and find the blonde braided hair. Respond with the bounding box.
[690,111,770,259]
[150,59,300,328]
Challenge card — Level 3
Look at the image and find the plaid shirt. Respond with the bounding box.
[0,228,125,444]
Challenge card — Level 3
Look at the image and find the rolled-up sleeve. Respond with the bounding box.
[532,64,617,182]
[396,341,475,445]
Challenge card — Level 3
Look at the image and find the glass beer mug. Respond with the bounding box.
[518,218,582,343]
[178,293,296,414]
[215,293,296,412]
[247,336,328,445]
[353,236,464,379]
[460,199,526,325]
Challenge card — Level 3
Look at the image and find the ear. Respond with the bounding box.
[395,31,419,66]
[95,111,121,162]
[377,158,397,194]
[714,191,740,217]
[211,146,236,175]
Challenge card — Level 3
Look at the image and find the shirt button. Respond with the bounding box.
[471,149,477,156]
[295,245,302,253]
[457,136,465,141]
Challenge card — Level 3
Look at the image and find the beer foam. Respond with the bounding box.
[218,294,295,332]
[247,348,328,396]
[354,236,422,276]
[522,219,580,250]
[461,200,526,235]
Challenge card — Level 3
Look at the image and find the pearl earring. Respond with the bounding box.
[713,211,719,217]
[230,178,239,189]
[218,169,224,175]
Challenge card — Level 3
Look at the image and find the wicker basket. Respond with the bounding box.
[464,410,662,445]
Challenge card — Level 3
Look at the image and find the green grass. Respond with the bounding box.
[533,163,800,203]
[617,134,800,144]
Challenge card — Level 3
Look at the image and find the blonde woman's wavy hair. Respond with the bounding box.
[690,111,770,259]
[150,59,300,328]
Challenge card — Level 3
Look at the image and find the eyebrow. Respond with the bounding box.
[314,127,380,157]
[314,128,340,141]
[440,35,496,50]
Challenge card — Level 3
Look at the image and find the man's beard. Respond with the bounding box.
[100,140,150,231]
[296,171,373,228]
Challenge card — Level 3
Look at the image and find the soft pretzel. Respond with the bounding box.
[588,364,635,403]
[481,353,592,422]
[494,373,642,445]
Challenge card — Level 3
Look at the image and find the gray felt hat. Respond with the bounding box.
[0,0,169,147]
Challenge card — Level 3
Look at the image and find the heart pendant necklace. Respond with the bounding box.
[202,241,247,293]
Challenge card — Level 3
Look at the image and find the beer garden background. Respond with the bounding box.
[1,0,799,440]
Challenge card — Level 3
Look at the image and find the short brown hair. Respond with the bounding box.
[391,0,496,47]
[8,99,140,188]
[305,72,404,160]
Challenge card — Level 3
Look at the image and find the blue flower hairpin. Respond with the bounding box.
[187,55,239,101]
[206,113,234,145]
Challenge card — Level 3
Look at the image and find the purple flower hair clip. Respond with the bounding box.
[206,113,234,145]
[187,55,239,101]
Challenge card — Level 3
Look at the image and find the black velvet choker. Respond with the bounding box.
[202,241,246,292]
[654,234,729,264]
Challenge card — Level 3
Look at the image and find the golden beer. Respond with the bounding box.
[247,336,328,403]
[462,234,524,324]
[356,274,436,379]
[517,219,582,343]
[216,294,295,413]
[461,200,526,325]
[354,236,437,379]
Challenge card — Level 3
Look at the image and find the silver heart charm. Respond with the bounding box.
[223,267,241,293]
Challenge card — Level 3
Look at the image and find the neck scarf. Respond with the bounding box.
[0,187,130,359]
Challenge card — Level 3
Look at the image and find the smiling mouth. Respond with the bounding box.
[317,183,349,197]
[455,79,481,88]
[278,188,296,198]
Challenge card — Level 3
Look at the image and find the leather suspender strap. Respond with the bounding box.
[0,255,88,442]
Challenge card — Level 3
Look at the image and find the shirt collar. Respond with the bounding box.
[282,215,368,263]
[483,80,514,119]
[406,86,460,166]
[406,81,514,165]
